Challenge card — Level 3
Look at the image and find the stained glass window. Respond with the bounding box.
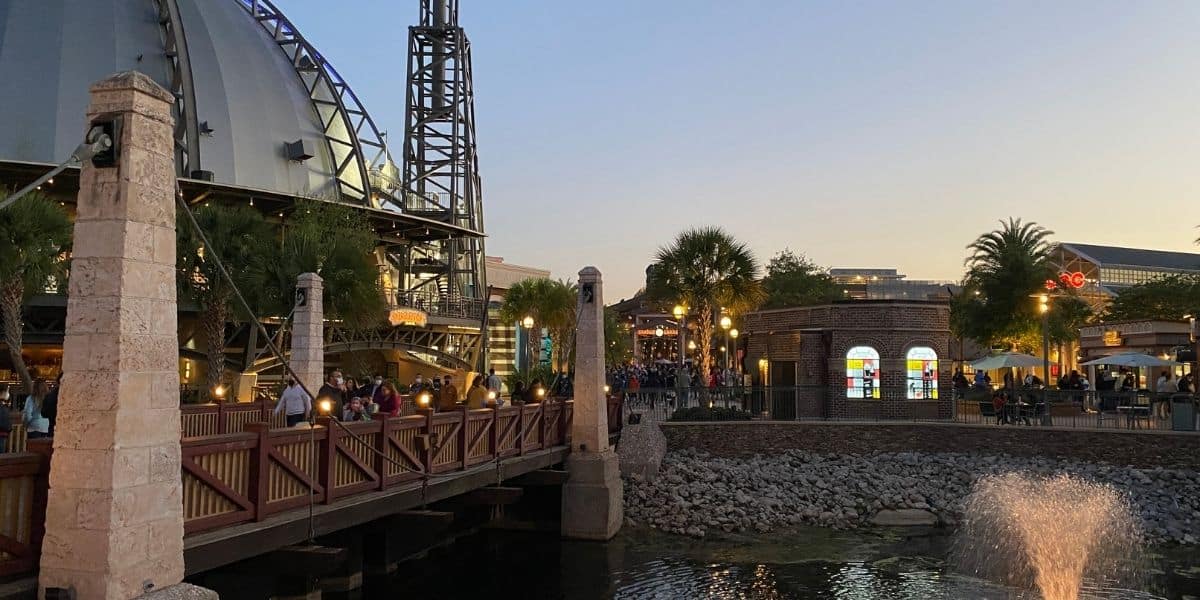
[846,346,880,399]
[906,346,938,400]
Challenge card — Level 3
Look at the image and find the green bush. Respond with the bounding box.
[668,406,752,422]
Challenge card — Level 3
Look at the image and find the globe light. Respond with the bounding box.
[720,315,732,330]
[673,304,685,319]
[522,316,534,329]
[730,328,739,339]
[318,399,333,414]
[654,326,664,337]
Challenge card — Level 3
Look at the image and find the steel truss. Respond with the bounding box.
[153,0,202,178]
[247,325,482,373]
[230,0,393,204]
[399,0,486,324]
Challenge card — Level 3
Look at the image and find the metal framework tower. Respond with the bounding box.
[400,0,487,314]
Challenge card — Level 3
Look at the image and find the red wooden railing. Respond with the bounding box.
[0,395,628,578]
[181,401,575,534]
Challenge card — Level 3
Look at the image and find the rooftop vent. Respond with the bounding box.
[285,139,315,162]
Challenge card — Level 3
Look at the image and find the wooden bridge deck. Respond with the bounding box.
[0,397,625,582]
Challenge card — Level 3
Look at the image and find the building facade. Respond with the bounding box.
[1049,243,1200,311]
[485,256,551,381]
[741,300,952,420]
[829,268,956,301]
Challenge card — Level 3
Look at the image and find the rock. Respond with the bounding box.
[870,509,938,527]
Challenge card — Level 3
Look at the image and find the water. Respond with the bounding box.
[953,474,1145,600]
[375,526,1199,600]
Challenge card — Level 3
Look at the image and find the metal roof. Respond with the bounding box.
[1058,243,1200,272]
[0,0,379,202]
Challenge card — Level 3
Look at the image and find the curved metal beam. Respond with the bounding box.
[231,0,393,205]
[154,0,202,176]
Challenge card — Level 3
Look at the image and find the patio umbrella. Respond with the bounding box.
[1079,352,1179,367]
[969,352,1043,370]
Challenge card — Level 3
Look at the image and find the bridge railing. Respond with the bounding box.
[0,439,50,578]
[181,400,574,535]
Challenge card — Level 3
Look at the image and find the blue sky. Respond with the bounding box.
[283,1,1200,300]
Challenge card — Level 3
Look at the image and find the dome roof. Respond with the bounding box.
[0,0,381,201]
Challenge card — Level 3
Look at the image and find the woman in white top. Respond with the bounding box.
[23,379,50,439]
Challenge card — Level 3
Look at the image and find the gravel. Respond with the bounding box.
[622,447,1200,545]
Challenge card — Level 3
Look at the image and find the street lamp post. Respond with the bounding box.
[720,315,733,374]
[1038,294,1053,425]
[730,328,739,378]
[522,315,535,377]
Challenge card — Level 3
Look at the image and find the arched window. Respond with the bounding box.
[846,346,880,399]
[906,346,938,399]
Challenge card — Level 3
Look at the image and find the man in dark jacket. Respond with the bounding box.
[41,374,61,436]
[317,370,346,418]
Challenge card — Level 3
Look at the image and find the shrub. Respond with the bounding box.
[668,406,752,422]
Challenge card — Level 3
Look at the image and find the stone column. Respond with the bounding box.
[290,273,324,398]
[561,266,623,540]
[39,72,185,598]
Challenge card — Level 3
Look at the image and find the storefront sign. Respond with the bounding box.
[1059,271,1086,289]
[388,308,428,327]
[635,328,678,337]
[1103,330,1122,347]
[1081,321,1154,338]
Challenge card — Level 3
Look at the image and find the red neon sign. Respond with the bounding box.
[1059,271,1085,289]
[1044,279,1058,290]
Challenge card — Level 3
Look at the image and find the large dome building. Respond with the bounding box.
[0,0,489,393]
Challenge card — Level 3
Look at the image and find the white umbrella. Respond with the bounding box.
[1079,352,1178,368]
[970,352,1043,370]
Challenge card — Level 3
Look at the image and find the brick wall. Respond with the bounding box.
[662,422,1200,469]
[743,301,952,420]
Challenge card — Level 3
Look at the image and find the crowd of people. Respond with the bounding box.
[273,367,551,427]
[607,362,741,396]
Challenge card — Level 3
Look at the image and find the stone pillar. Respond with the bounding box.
[290,273,324,398]
[39,72,185,598]
[561,266,623,540]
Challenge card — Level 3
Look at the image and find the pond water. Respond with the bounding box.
[380,526,1200,600]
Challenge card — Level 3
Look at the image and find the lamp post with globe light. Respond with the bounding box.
[522,315,535,378]
[720,315,733,373]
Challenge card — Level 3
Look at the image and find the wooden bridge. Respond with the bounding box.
[0,397,623,584]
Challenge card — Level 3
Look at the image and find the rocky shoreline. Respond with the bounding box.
[623,447,1200,545]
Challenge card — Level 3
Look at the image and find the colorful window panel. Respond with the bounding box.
[906,346,938,399]
[846,346,880,399]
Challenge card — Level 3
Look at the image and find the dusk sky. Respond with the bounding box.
[285,1,1200,300]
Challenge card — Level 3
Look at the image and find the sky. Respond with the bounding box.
[283,0,1200,301]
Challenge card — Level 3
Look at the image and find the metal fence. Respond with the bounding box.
[955,387,1200,432]
[617,385,1200,432]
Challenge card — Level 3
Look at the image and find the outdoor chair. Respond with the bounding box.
[1096,393,1121,428]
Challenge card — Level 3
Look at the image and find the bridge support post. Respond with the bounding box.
[561,267,623,541]
[292,272,324,401]
[40,72,199,598]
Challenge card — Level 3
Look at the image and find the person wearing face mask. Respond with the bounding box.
[0,385,11,453]
[274,377,312,427]
[409,374,426,395]
[365,375,385,404]
[317,370,347,418]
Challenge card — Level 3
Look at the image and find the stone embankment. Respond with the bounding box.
[623,447,1200,545]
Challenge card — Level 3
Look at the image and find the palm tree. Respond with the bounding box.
[646,227,765,376]
[251,200,386,330]
[0,191,72,393]
[497,278,577,373]
[959,218,1054,348]
[177,203,275,399]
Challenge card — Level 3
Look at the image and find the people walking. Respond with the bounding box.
[438,376,459,411]
[23,379,50,439]
[466,375,488,409]
[274,377,311,427]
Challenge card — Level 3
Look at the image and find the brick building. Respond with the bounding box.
[741,300,952,420]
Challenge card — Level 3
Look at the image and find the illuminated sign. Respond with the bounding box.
[388,308,428,327]
[635,328,678,337]
[1059,271,1085,289]
[1103,330,1122,347]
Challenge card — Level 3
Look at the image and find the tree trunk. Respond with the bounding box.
[696,304,715,379]
[201,300,229,402]
[0,279,31,393]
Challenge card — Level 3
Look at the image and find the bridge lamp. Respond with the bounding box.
[536,387,545,399]
[487,390,496,401]
[417,392,432,407]
[318,399,333,415]
[213,385,226,401]
[604,385,611,394]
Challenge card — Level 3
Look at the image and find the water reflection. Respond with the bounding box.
[380,527,1193,600]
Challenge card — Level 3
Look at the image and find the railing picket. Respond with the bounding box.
[375,414,390,491]
[245,422,270,522]
[317,417,336,504]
